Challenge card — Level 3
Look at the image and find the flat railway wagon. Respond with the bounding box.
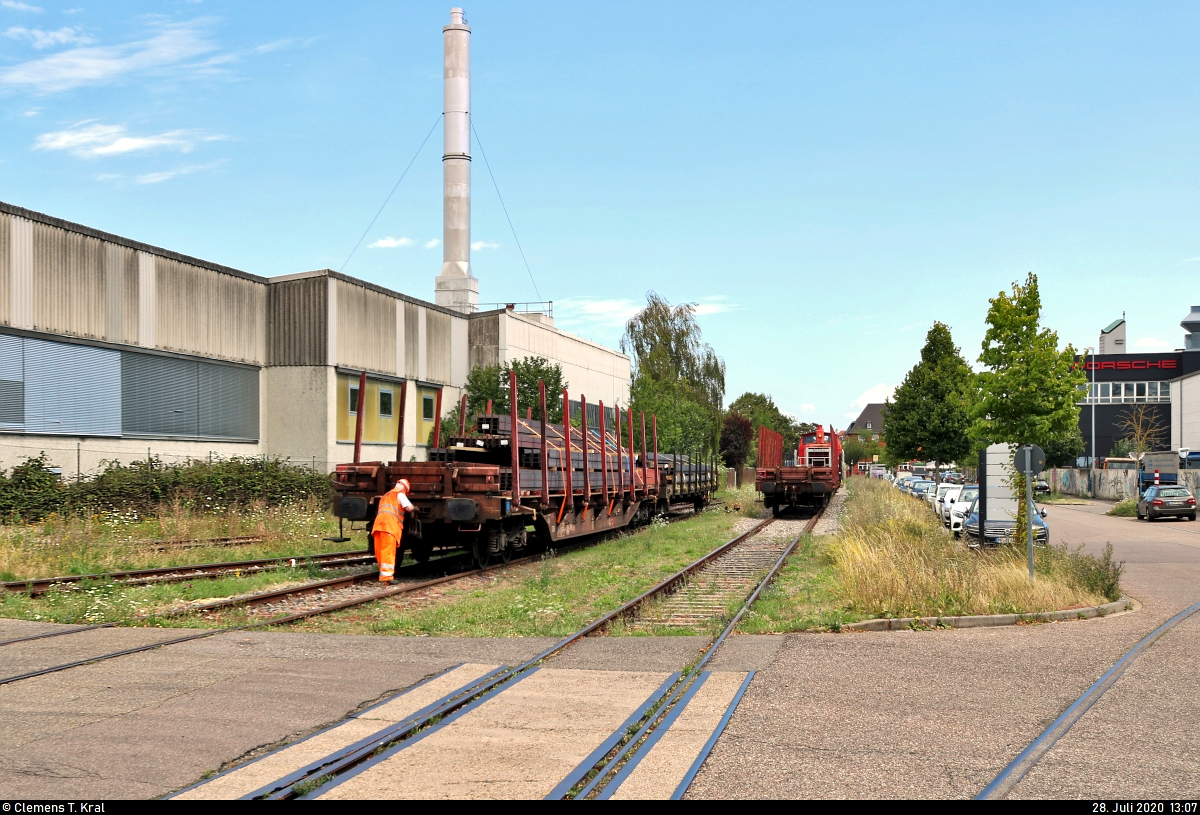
[755,424,844,515]
[330,371,717,567]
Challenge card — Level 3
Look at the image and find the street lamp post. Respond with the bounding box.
[1084,346,1095,472]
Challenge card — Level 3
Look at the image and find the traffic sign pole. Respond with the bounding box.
[1026,446,1035,582]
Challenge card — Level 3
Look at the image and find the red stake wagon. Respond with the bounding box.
[754,424,844,515]
[329,371,717,568]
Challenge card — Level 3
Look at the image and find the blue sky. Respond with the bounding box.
[3,1,1200,426]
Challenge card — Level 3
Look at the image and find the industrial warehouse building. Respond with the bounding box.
[0,200,630,476]
[1075,314,1200,461]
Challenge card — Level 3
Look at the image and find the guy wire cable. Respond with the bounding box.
[470,120,543,302]
[339,114,442,273]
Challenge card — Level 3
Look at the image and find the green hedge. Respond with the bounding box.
[0,454,332,522]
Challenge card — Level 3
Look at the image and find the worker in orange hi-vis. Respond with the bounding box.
[372,478,415,583]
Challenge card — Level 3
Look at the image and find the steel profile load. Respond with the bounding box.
[754,424,844,515]
[331,371,718,568]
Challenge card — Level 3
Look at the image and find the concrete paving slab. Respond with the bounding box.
[0,653,459,799]
[0,625,208,679]
[0,652,265,747]
[172,631,557,665]
[704,634,788,671]
[611,671,748,800]
[544,636,708,671]
[176,663,501,800]
[1012,610,1200,798]
[686,500,1200,799]
[319,668,672,800]
[0,619,90,640]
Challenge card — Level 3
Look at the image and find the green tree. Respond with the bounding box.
[843,434,881,473]
[719,412,754,484]
[622,292,726,452]
[726,392,814,465]
[1043,425,1085,468]
[882,322,973,485]
[462,357,567,425]
[975,273,1086,534]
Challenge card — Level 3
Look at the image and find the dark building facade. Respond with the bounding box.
[1076,352,1200,460]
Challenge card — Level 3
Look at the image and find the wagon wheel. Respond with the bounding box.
[500,539,513,564]
[471,539,492,570]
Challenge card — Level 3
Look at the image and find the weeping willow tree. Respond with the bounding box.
[621,292,726,453]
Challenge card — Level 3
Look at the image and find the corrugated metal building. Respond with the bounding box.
[0,200,631,475]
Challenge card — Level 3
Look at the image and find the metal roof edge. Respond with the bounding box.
[324,270,471,319]
[0,199,269,285]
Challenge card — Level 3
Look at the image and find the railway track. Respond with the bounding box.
[169,505,823,801]
[0,505,711,682]
[1,549,377,597]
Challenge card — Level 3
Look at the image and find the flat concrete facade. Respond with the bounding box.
[0,200,631,473]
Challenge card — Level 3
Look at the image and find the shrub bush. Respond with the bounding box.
[0,454,332,522]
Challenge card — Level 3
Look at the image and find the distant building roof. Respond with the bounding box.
[1101,318,1125,334]
[846,403,886,435]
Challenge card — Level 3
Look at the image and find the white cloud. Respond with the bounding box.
[471,240,500,251]
[1132,337,1175,351]
[555,297,642,330]
[368,236,415,249]
[0,21,216,93]
[6,25,92,49]
[1,1,43,11]
[94,173,120,180]
[1182,257,1200,263]
[423,238,439,249]
[22,107,40,116]
[850,383,895,413]
[693,295,738,316]
[33,122,218,157]
[135,161,220,184]
[799,403,816,415]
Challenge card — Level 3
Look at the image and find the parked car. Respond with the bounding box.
[939,485,963,524]
[947,485,978,535]
[1033,478,1050,496]
[895,475,918,492]
[931,482,956,511]
[1136,486,1197,521]
[962,498,1048,547]
[908,479,936,499]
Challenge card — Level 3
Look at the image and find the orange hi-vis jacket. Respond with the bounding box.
[374,487,408,537]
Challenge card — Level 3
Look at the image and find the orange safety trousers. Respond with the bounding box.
[373,488,406,582]
[373,529,401,581]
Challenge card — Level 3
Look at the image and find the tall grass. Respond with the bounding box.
[0,495,341,581]
[829,479,1122,618]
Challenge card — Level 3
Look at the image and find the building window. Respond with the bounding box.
[349,385,360,414]
[865,422,873,429]
[379,389,393,418]
[1078,380,1171,406]
[423,395,435,421]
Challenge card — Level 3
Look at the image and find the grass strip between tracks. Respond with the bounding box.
[278,506,757,638]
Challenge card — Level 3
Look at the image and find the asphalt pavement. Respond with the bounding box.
[688,498,1200,799]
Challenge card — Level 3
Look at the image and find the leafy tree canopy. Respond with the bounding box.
[974,273,1085,449]
[727,391,814,466]
[882,321,973,478]
[463,357,567,425]
[623,292,726,450]
[719,412,754,474]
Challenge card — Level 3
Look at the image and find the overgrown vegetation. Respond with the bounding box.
[743,479,1123,631]
[1108,498,1138,517]
[0,495,342,582]
[0,454,331,523]
[282,500,754,638]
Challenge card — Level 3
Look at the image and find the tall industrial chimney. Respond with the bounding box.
[434,7,479,314]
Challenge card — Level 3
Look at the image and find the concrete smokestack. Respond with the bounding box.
[435,7,479,313]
